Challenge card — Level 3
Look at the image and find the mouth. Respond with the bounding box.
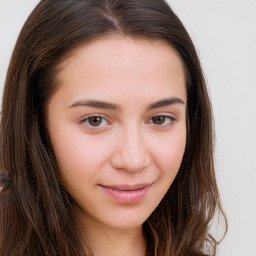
[101,183,151,191]
[99,183,153,203]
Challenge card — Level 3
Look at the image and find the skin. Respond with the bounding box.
[46,37,187,256]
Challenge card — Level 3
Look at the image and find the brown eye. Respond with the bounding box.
[85,116,105,127]
[150,115,176,126]
[152,116,167,125]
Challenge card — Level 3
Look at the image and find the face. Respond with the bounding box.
[46,37,187,232]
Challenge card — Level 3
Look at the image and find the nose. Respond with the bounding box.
[111,126,150,172]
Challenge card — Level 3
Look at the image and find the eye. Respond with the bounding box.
[83,116,108,127]
[149,115,176,126]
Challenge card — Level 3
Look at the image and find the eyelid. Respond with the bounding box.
[79,113,110,122]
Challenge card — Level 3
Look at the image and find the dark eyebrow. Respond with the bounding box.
[68,99,121,110]
[147,97,185,110]
[68,97,185,111]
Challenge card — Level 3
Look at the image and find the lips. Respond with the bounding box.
[99,183,152,203]
[102,183,150,191]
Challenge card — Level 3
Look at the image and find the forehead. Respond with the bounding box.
[54,36,186,105]
[58,36,185,77]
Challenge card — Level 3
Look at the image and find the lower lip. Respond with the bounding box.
[99,185,151,204]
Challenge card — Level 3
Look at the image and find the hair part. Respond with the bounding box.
[0,0,227,255]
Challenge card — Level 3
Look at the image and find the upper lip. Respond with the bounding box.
[99,183,152,191]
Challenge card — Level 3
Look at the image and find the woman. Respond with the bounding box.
[0,0,227,255]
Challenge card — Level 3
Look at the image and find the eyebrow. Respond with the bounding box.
[68,97,185,110]
[147,97,185,110]
[68,100,120,110]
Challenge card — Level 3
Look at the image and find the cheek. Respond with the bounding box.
[151,129,186,176]
[49,125,110,183]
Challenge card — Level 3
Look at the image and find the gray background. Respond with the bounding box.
[0,1,255,255]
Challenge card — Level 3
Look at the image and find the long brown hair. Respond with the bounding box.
[0,0,227,255]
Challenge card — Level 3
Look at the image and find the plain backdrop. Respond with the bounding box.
[0,1,255,255]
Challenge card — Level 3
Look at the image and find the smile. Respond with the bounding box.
[99,183,152,204]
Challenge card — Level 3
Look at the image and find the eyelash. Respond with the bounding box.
[80,114,177,130]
